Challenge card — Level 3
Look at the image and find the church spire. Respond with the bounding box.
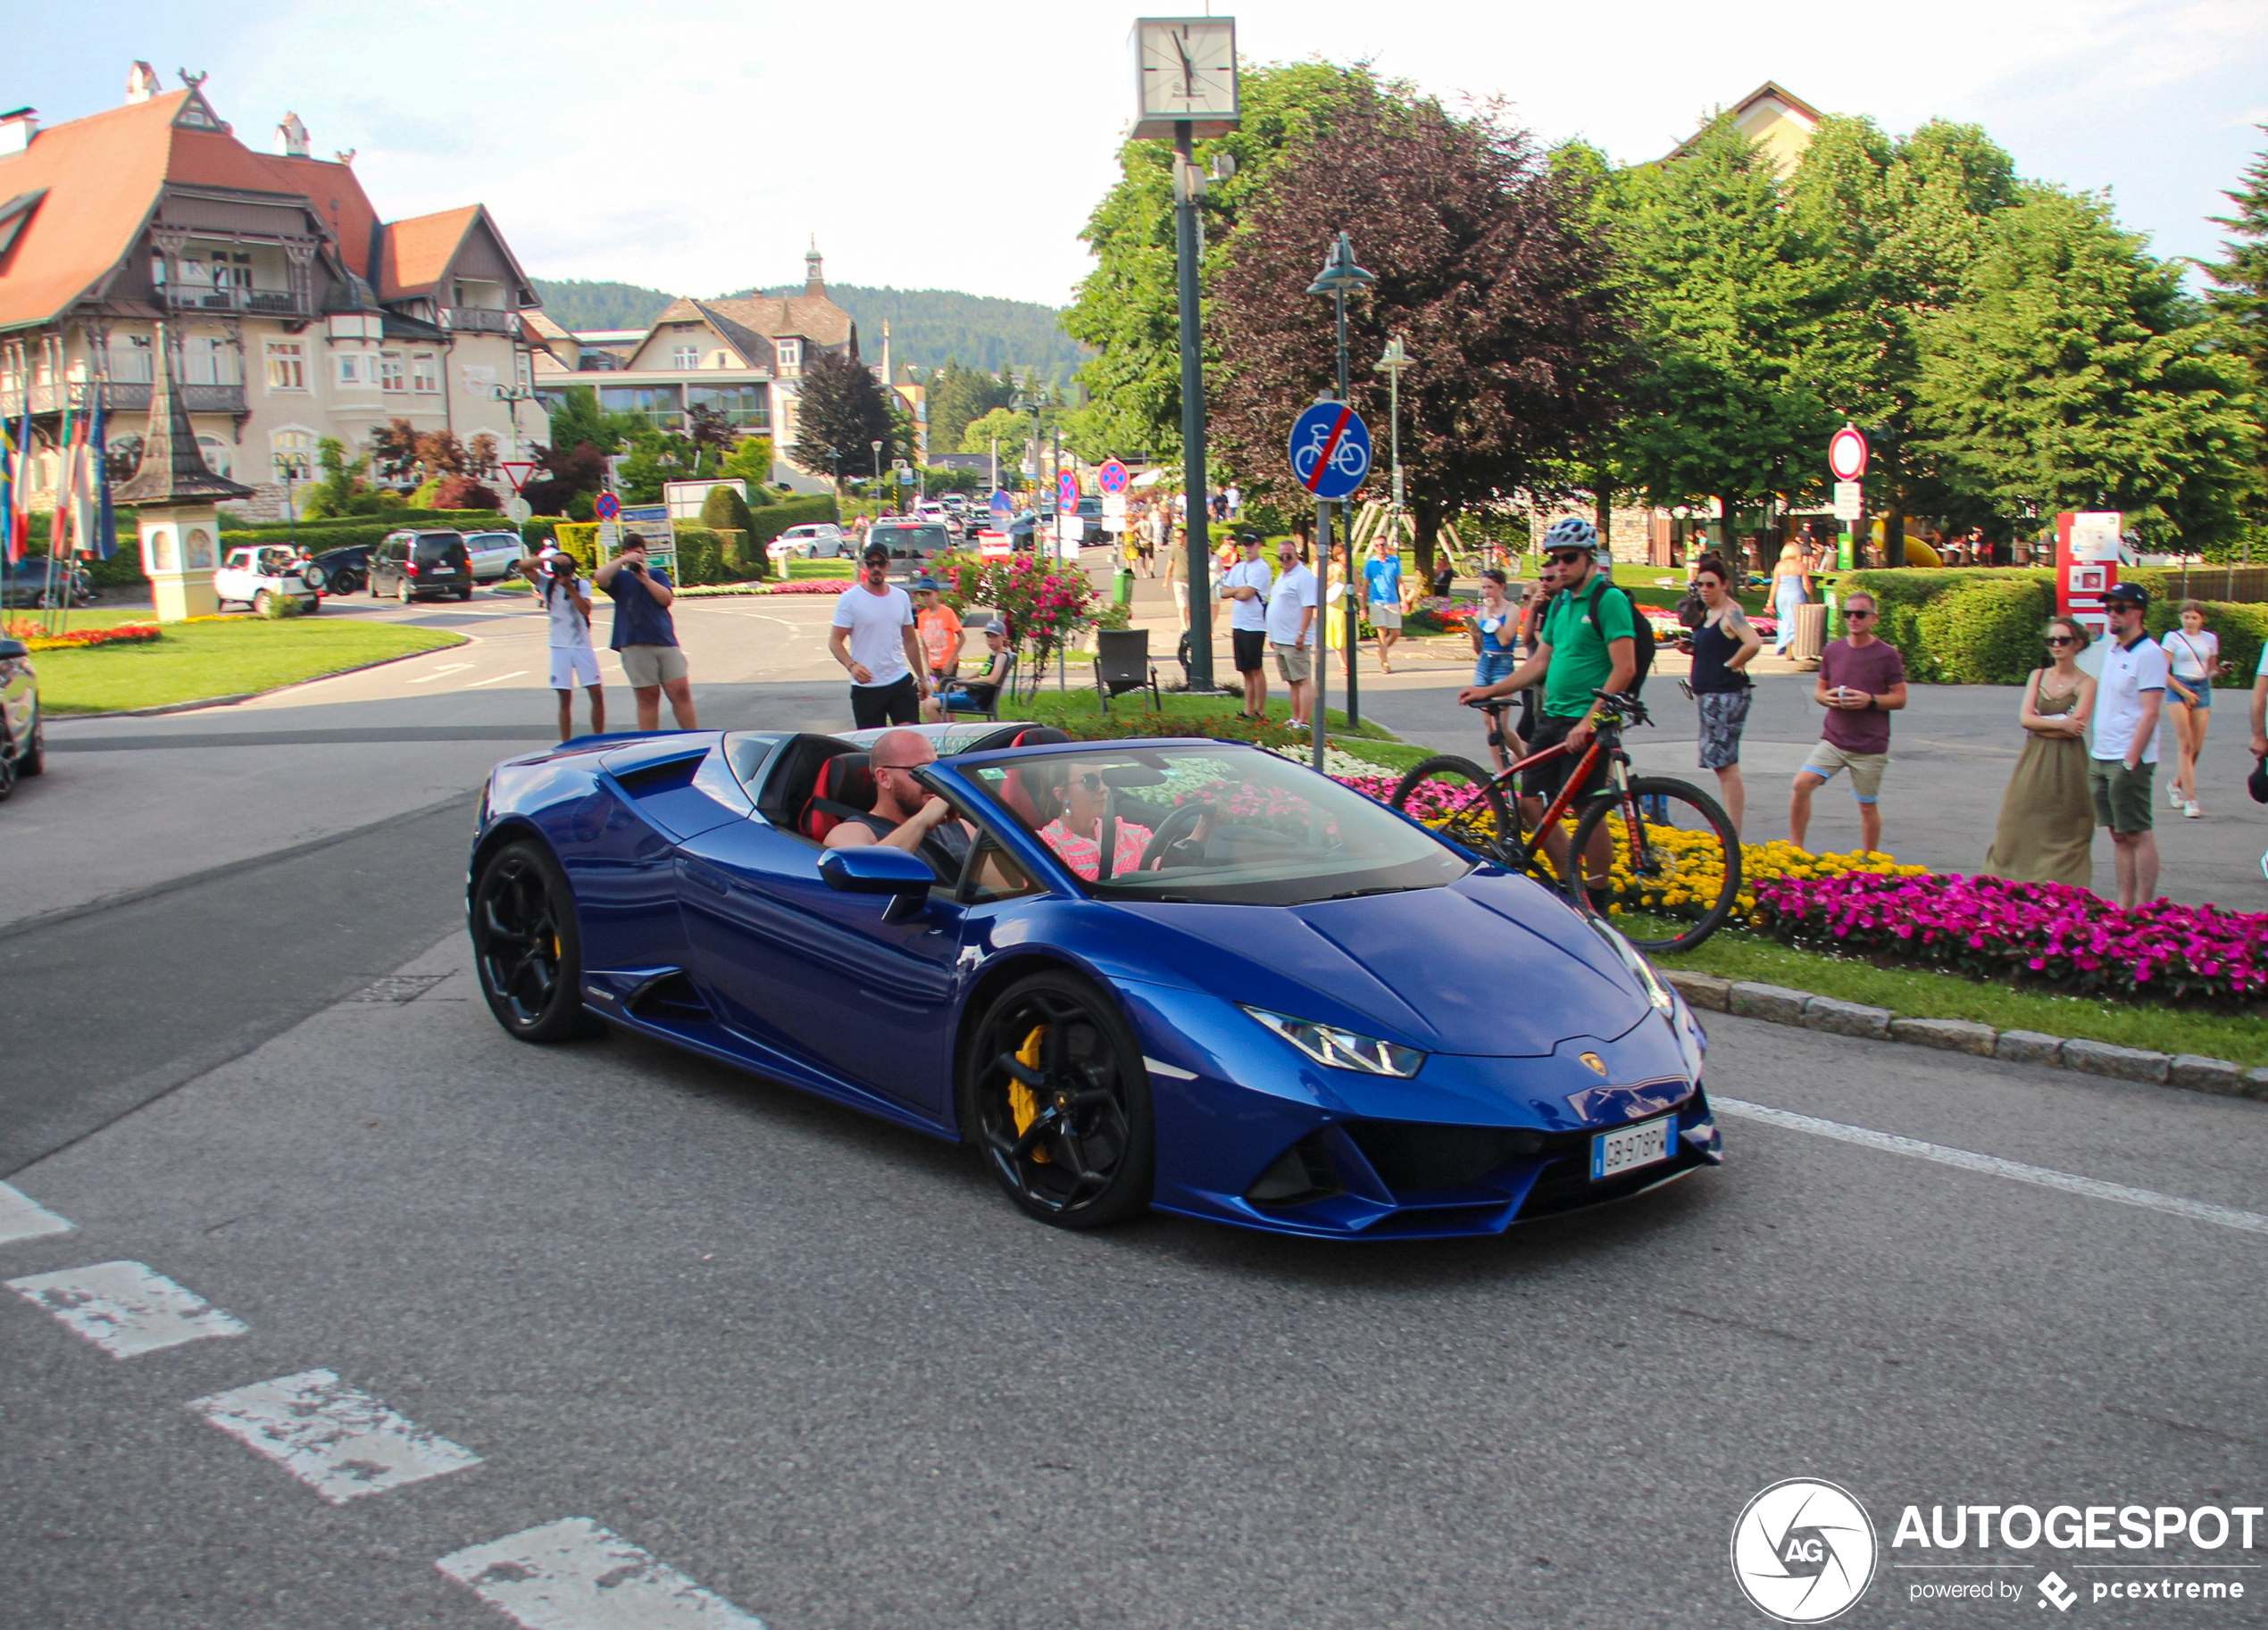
[805,235,825,299]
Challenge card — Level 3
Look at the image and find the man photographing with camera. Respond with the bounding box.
[521,546,605,744]
[594,535,698,732]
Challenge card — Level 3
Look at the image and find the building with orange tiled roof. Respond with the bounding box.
[0,66,543,519]
[529,240,860,486]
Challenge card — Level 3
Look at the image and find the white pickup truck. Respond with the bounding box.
[213,545,320,614]
[459,528,531,584]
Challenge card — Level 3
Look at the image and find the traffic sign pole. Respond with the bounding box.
[1174,119,1217,692]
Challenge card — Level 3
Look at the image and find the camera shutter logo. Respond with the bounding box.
[1730,1479,1877,1623]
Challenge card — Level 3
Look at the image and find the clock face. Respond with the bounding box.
[1138,19,1237,120]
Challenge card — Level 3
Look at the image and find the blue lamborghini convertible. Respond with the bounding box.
[466,720,1722,1238]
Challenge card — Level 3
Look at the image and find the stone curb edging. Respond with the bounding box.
[1663,970,2268,1102]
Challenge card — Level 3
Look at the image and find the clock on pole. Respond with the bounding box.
[1130,17,1239,140]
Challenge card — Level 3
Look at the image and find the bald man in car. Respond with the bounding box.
[823,728,976,880]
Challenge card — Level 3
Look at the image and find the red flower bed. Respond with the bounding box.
[4,618,162,652]
[1753,870,2268,1003]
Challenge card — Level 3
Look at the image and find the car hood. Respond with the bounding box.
[1111,876,1648,1057]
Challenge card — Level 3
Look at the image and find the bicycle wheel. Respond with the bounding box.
[1388,755,1513,862]
[1565,775,1741,953]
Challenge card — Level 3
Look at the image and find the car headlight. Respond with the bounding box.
[1588,918,1675,1014]
[1241,1006,1426,1078]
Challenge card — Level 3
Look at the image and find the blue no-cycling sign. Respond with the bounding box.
[1288,400,1372,500]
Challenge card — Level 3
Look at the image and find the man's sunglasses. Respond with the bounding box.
[1846,609,1876,620]
[1545,550,1590,565]
[871,761,928,774]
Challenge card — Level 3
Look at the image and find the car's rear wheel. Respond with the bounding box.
[961,970,1154,1229]
[18,713,42,778]
[253,590,272,616]
[471,840,603,1043]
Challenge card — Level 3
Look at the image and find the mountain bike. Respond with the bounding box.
[1389,690,1741,953]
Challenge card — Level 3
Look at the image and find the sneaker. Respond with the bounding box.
[2171,783,2187,807]
[1288,719,1309,732]
[2184,801,2201,819]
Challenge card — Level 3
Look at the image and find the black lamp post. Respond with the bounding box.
[1305,230,1375,766]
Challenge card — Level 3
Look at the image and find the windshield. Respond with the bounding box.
[957,743,1471,906]
[873,525,949,553]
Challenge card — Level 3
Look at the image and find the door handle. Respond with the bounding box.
[687,864,731,896]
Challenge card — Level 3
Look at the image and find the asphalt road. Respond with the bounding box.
[3,570,2263,1628]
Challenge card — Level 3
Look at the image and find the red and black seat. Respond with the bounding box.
[995,729,1070,830]
[799,753,877,841]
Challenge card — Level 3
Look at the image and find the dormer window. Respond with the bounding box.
[775,338,801,374]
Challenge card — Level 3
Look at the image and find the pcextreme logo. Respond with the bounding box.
[1731,1479,1879,1623]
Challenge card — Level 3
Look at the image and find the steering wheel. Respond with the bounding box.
[1138,801,1218,870]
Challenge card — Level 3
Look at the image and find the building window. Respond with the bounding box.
[271,428,317,482]
[197,435,234,479]
[672,346,698,370]
[379,352,405,393]
[182,335,240,387]
[411,353,438,394]
[775,338,802,374]
[338,353,365,387]
[108,333,154,384]
[266,341,306,392]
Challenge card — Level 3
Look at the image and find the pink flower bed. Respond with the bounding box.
[758,579,852,595]
[1754,871,2268,1003]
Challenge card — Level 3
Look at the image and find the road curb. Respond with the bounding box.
[1663,969,2268,1103]
[48,635,474,721]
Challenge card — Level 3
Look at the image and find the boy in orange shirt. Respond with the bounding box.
[913,578,964,689]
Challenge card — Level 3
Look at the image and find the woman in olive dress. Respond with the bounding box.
[1981,616,2097,887]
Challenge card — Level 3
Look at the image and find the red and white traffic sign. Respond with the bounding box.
[1096,459,1129,495]
[498,461,538,494]
[1828,425,1868,483]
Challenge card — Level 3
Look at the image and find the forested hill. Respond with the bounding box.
[529,278,1088,385]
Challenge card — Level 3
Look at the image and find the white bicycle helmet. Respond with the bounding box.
[1541,516,1599,555]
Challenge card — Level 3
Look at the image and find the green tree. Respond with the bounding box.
[543,386,643,460]
[791,349,900,494]
[1063,61,1400,463]
[720,435,776,493]
[2205,129,2268,530]
[1606,117,1843,544]
[928,358,1015,458]
[1911,185,2257,550]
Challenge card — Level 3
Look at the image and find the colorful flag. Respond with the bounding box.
[0,417,16,566]
[89,390,116,559]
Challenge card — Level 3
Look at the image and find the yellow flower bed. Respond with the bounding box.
[1604,829,1927,921]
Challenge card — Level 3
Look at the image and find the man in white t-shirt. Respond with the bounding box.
[523,548,604,743]
[2089,581,2169,908]
[1265,537,1320,731]
[828,543,930,728]
[1218,531,1274,719]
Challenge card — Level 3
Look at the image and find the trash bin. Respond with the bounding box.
[1789,602,1829,666]
[1113,568,1134,606]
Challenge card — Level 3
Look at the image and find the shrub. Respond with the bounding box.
[433,476,502,512]
[699,485,765,579]
[1827,568,2054,682]
[1913,576,2058,684]
[552,522,603,572]
[407,478,444,509]
[745,495,839,550]
[672,525,724,586]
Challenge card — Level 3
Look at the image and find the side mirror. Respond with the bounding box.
[818,844,936,922]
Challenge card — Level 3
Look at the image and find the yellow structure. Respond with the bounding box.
[1665,81,1824,175]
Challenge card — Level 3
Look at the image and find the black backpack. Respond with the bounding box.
[1583,578,1655,699]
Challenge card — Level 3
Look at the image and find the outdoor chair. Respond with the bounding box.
[1096,628,1160,713]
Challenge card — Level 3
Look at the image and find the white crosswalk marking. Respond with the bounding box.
[0,1181,71,1245]
[4,1260,247,1357]
[437,1518,768,1629]
[189,1368,481,1503]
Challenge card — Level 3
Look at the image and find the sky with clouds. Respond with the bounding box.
[13,0,2265,310]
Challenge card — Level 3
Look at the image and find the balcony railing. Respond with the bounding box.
[160,283,311,318]
[438,306,519,334]
[0,380,246,417]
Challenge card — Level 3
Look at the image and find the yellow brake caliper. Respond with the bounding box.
[1012,1025,1051,1164]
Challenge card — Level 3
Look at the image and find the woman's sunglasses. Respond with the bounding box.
[1076,772,1106,793]
[2046,636,2075,646]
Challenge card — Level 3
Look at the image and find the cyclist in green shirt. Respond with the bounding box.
[1456,517,1638,904]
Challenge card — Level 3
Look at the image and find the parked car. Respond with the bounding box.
[866,521,952,576]
[0,634,42,801]
[1075,495,1106,546]
[460,528,530,585]
[767,523,849,563]
[0,556,96,610]
[370,529,473,603]
[213,545,321,614]
[301,544,372,596]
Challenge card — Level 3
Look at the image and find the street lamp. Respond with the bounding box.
[1305,230,1375,761]
[871,438,884,514]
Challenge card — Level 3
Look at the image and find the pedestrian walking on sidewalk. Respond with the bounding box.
[1365,534,1409,675]
[1789,589,1905,854]
[1469,570,1522,770]
[1686,554,1761,835]
[1981,616,2097,887]
[2089,581,2168,908]
[1769,537,1814,656]
[829,544,928,728]
[595,537,696,732]
[2161,601,2225,819]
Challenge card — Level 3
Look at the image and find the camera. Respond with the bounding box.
[545,553,578,582]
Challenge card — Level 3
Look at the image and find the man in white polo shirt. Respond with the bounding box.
[2089,580,2168,908]
[828,543,930,728]
[1265,536,1320,731]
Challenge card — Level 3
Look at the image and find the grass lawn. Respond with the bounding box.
[1633,918,2268,1067]
[1010,684,1403,740]
[787,560,855,579]
[36,620,467,713]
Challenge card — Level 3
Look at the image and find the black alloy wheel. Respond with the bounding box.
[961,970,1155,1228]
[471,840,603,1043]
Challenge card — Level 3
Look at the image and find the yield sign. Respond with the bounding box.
[497,461,538,494]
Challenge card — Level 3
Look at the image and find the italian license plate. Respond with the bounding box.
[1590,1115,1673,1180]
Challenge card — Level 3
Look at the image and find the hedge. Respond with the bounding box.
[2147,599,2266,687]
[1829,569,2052,683]
[1913,576,2058,684]
[550,522,739,586]
[745,495,839,549]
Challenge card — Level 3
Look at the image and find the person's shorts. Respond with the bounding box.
[2089,757,2155,833]
[1369,603,1403,631]
[851,674,921,729]
[2174,681,2212,710]
[619,644,688,688]
[1172,581,1189,615]
[1474,649,1518,688]
[1522,711,1612,805]
[548,646,601,690]
[1695,688,1752,770]
[1273,641,1313,684]
[1800,742,1888,802]
[1232,628,1268,674]
[941,683,997,715]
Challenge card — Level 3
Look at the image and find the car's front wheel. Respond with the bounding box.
[396,579,412,604]
[961,970,1155,1228]
[253,590,272,616]
[471,840,602,1043]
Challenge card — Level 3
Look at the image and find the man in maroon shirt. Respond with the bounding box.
[1790,590,1907,854]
